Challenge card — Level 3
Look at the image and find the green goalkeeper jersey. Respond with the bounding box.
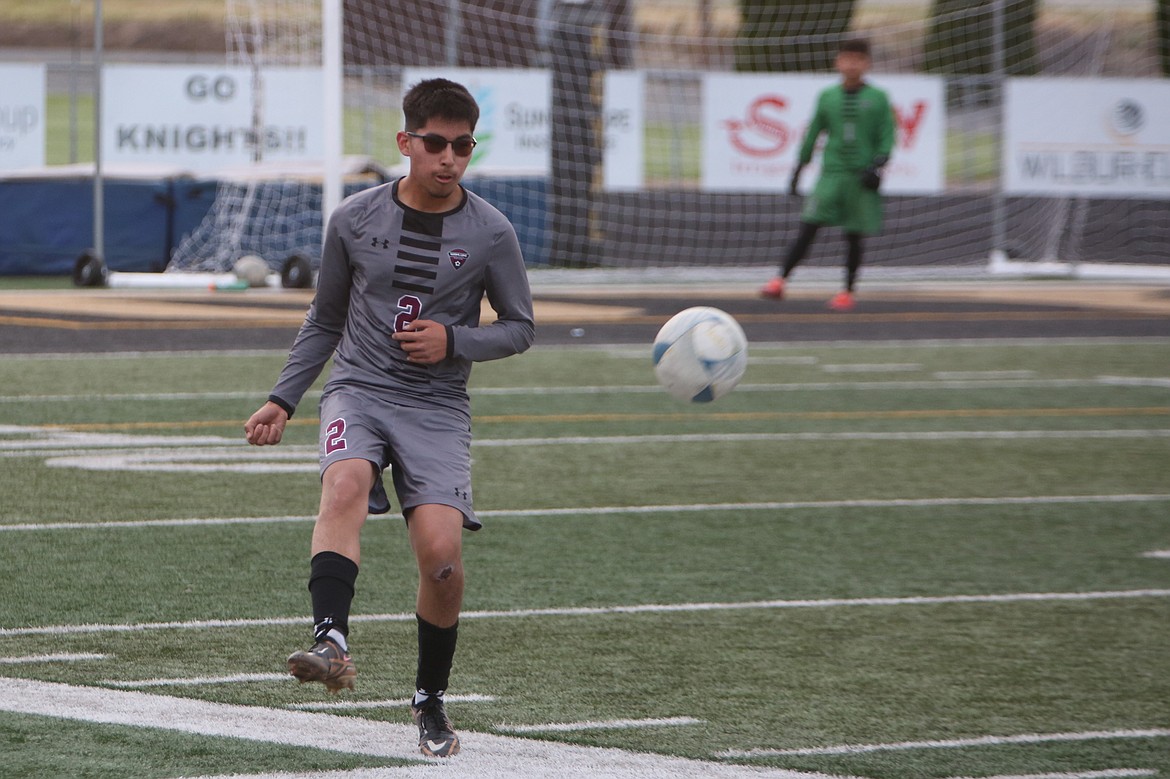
[797,82,895,174]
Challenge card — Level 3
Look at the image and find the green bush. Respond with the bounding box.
[924,0,1038,76]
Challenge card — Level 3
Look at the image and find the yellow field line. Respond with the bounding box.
[38,406,1170,432]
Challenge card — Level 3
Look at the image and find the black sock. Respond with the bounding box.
[308,551,358,639]
[782,222,820,278]
[415,614,458,697]
[845,233,863,292]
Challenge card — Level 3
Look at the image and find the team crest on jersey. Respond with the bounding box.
[448,248,470,269]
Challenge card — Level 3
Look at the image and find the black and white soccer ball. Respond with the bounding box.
[652,306,748,403]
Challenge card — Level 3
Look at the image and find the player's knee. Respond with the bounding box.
[320,468,371,518]
[433,563,457,582]
[422,555,463,586]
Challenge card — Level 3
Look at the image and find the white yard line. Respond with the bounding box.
[820,363,923,373]
[718,729,1170,758]
[4,493,1169,533]
[4,425,1170,464]
[3,589,1168,638]
[0,677,836,779]
[496,716,704,734]
[0,376,1155,404]
[102,672,291,688]
[940,771,1156,779]
[289,694,495,711]
[933,371,1037,380]
[0,652,108,665]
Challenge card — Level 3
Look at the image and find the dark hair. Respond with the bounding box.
[839,38,871,57]
[402,78,480,132]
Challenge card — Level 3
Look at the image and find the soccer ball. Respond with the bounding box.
[232,255,270,288]
[652,307,748,403]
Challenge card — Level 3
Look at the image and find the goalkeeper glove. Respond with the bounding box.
[859,165,882,191]
[860,155,889,191]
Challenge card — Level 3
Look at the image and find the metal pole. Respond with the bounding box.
[322,0,343,231]
[989,0,1007,259]
[70,0,80,163]
[92,0,104,261]
[445,0,462,66]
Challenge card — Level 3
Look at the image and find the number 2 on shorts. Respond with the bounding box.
[324,418,347,455]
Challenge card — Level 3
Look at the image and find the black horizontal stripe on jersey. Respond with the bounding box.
[392,279,434,294]
[401,235,441,252]
[402,210,444,238]
[397,250,440,265]
[395,265,438,280]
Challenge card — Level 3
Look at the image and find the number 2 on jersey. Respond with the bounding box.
[394,295,422,333]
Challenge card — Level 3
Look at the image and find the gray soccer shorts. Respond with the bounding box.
[317,385,480,530]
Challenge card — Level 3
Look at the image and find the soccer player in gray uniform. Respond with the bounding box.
[244,78,535,758]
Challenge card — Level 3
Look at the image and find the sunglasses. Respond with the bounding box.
[405,131,477,157]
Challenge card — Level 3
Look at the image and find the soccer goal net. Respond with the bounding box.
[168,0,1170,279]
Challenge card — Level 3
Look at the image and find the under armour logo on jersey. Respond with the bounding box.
[371,237,390,249]
[449,248,469,269]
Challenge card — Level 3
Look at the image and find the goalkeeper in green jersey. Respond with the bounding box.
[760,38,896,311]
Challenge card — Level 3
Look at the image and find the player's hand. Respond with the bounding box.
[860,164,882,191]
[788,165,803,196]
[393,319,448,365]
[245,401,289,446]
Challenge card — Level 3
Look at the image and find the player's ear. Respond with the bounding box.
[396,131,412,157]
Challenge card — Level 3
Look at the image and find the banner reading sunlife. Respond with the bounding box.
[400,67,644,190]
[0,64,46,170]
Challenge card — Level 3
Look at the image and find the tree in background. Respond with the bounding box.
[736,0,858,73]
[924,0,1038,76]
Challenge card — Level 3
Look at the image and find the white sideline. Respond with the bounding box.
[0,677,835,779]
[3,588,1168,638]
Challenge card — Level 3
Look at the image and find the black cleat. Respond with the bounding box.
[410,695,461,757]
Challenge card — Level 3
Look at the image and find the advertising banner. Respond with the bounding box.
[602,71,645,191]
[402,67,643,188]
[701,73,944,194]
[1004,78,1170,198]
[402,68,552,174]
[102,65,324,171]
[0,65,46,170]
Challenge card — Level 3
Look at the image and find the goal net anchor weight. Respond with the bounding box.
[73,252,314,289]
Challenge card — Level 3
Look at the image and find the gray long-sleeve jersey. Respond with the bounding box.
[269,179,535,417]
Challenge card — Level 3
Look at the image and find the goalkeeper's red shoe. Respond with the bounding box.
[287,638,355,693]
[759,277,785,300]
[827,291,855,312]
